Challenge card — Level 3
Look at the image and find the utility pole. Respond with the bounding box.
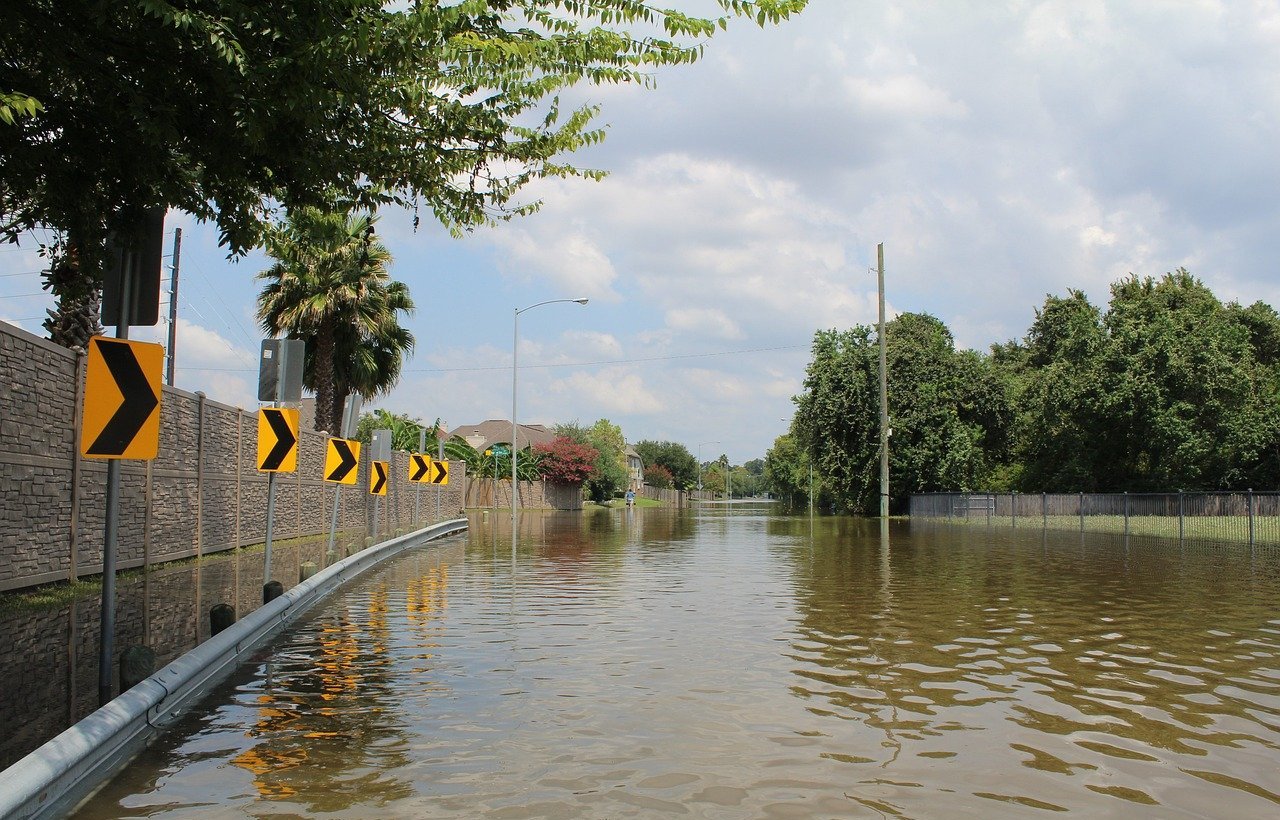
[877,243,889,519]
[165,227,181,385]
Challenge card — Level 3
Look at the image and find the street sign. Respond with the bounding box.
[370,428,392,463]
[102,206,165,327]
[257,407,299,472]
[81,336,164,459]
[370,461,388,496]
[324,438,360,484]
[409,453,431,482]
[257,339,305,404]
[430,460,450,485]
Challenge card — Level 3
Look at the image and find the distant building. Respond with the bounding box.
[625,444,644,492]
[449,419,556,452]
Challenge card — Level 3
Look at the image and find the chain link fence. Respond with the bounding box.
[909,491,1280,547]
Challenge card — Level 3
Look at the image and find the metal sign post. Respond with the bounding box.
[258,339,303,589]
[326,395,362,558]
[436,434,443,520]
[370,428,392,540]
[416,428,425,527]
[91,208,165,706]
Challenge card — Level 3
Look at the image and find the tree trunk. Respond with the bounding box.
[42,240,104,350]
[313,320,337,434]
[330,388,348,438]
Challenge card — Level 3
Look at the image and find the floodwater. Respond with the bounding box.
[73,505,1280,818]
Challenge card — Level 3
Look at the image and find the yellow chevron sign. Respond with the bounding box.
[324,438,360,484]
[369,460,388,496]
[256,407,299,472]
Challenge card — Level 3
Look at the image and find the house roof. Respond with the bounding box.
[449,420,557,452]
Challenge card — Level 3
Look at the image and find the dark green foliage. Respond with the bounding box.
[634,440,698,490]
[788,270,1280,509]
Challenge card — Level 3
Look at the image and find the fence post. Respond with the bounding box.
[1042,492,1047,530]
[1011,492,1016,528]
[1178,490,1184,542]
[1079,491,1084,533]
[1248,488,1255,547]
[1124,491,1129,536]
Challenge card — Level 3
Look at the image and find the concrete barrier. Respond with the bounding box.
[0,518,468,820]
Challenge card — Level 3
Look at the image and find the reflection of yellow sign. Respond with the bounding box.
[370,460,388,495]
[256,407,298,472]
[323,438,359,484]
[430,460,449,485]
[81,336,164,459]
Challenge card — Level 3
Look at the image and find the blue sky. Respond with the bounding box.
[4,1,1280,465]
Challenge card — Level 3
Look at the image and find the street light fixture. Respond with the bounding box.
[513,298,589,535]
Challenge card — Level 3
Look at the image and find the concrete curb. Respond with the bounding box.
[0,518,468,820]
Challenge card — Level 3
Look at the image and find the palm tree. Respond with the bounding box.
[256,209,414,434]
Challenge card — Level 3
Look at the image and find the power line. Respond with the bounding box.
[402,343,809,374]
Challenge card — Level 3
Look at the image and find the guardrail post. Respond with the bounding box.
[1124,491,1129,536]
[1248,488,1255,547]
[1178,490,1184,542]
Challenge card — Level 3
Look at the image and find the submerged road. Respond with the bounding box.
[73,505,1280,818]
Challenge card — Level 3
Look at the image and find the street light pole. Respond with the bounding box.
[696,441,719,502]
[513,298,588,536]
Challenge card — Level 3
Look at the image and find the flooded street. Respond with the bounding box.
[72,505,1280,818]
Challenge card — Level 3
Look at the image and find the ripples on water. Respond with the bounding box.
[75,507,1280,818]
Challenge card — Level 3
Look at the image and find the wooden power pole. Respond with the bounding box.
[877,243,889,519]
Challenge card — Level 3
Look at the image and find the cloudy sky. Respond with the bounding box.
[4,1,1280,465]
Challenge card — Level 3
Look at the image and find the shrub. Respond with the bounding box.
[644,463,674,489]
[534,436,598,485]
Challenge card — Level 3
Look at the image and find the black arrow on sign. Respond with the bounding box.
[327,439,358,482]
[371,461,388,494]
[431,461,449,484]
[260,409,297,471]
[87,339,159,456]
[410,454,429,481]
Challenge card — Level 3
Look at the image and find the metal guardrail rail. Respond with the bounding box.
[0,518,468,820]
[909,491,1280,546]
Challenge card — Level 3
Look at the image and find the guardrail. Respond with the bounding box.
[0,518,468,820]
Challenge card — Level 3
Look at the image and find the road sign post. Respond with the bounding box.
[326,396,362,559]
[89,210,165,707]
[369,429,391,540]
[416,429,426,526]
[258,341,302,589]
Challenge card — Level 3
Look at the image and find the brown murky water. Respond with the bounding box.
[74,506,1280,818]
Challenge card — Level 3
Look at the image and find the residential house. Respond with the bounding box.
[625,444,644,492]
[449,420,557,453]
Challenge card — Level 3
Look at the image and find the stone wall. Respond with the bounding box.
[0,321,468,592]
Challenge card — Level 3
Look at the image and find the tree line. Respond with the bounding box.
[767,271,1280,514]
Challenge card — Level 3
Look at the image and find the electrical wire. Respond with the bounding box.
[174,342,809,373]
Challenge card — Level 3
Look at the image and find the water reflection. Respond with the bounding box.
[70,510,1280,818]
[0,534,346,768]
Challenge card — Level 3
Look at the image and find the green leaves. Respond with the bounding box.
[3,0,807,260]
[0,92,43,126]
